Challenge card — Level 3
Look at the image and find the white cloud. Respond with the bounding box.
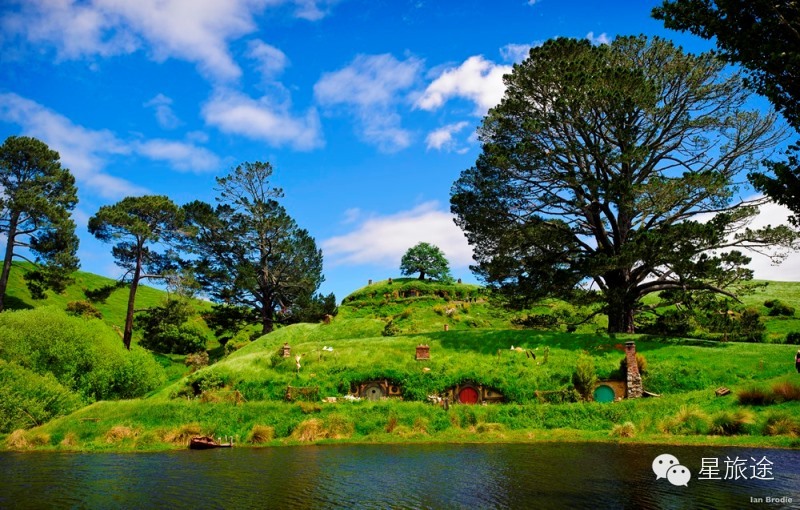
[500,42,540,64]
[134,139,221,172]
[586,31,611,45]
[0,92,221,196]
[202,89,323,150]
[322,202,474,268]
[315,53,423,152]
[737,200,800,281]
[416,55,511,115]
[247,39,289,79]
[0,0,338,81]
[425,121,471,152]
[144,93,181,129]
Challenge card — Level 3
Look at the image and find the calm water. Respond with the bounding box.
[1,443,798,509]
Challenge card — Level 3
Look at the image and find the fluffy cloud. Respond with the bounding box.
[0,93,221,197]
[425,121,471,152]
[416,56,511,115]
[247,39,289,79]
[500,42,540,64]
[144,94,181,130]
[586,31,611,45]
[736,200,800,281]
[322,202,474,268]
[0,0,337,81]
[202,89,323,150]
[315,53,423,152]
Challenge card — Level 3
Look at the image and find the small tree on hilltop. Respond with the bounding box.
[400,242,452,281]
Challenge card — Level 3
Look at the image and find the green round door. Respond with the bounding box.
[593,385,615,403]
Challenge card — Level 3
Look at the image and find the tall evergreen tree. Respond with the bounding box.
[186,162,324,335]
[88,195,185,349]
[451,36,795,333]
[0,136,79,311]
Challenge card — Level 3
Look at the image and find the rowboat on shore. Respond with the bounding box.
[189,436,233,450]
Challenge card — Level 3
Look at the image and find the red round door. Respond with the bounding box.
[458,386,479,404]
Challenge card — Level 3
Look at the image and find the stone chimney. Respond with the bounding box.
[415,344,430,361]
[625,341,643,398]
[281,343,291,358]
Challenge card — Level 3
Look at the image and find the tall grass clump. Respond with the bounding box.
[660,406,710,435]
[772,381,800,402]
[572,353,597,401]
[737,386,776,406]
[610,421,637,438]
[762,413,799,437]
[709,409,756,436]
[0,307,165,401]
[248,425,275,444]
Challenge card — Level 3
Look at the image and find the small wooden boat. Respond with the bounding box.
[189,436,233,450]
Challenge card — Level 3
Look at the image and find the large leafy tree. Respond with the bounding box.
[0,136,79,311]
[185,162,324,335]
[88,195,185,349]
[654,0,800,225]
[451,36,795,333]
[399,242,453,281]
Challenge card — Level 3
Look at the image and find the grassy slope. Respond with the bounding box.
[9,277,800,451]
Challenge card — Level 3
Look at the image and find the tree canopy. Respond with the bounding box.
[451,36,795,333]
[88,195,185,349]
[654,0,800,227]
[0,135,79,311]
[400,242,453,281]
[185,161,324,335]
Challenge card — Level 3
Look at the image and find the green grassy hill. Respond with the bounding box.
[7,276,799,451]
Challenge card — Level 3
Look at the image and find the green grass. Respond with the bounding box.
[4,274,800,451]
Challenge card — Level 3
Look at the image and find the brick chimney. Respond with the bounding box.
[625,341,643,398]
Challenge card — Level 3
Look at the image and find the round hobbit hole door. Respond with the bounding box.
[593,384,615,403]
[364,384,385,401]
[458,386,479,404]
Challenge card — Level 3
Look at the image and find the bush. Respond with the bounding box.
[610,421,636,438]
[785,332,800,345]
[772,381,800,402]
[0,360,82,433]
[137,299,208,354]
[0,307,165,401]
[737,386,775,406]
[572,353,597,401]
[660,406,709,435]
[65,300,103,319]
[184,351,209,372]
[709,409,755,436]
[765,299,795,317]
[382,320,400,337]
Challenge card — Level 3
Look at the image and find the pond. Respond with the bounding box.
[2,443,798,509]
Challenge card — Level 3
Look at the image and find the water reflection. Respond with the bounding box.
[1,444,798,509]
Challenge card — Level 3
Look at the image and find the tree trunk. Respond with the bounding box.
[418,271,425,280]
[260,294,274,335]
[0,211,20,313]
[604,274,637,334]
[122,243,143,350]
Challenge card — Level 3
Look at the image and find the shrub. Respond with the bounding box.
[766,300,795,317]
[65,300,103,319]
[184,351,209,372]
[140,322,208,355]
[660,406,709,435]
[610,421,636,438]
[772,381,800,402]
[785,332,800,345]
[248,425,275,443]
[0,307,165,401]
[0,360,82,433]
[737,386,776,406]
[291,419,327,442]
[640,310,692,337]
[709,409,755,436]
[762,413,799,437]
[382,320,400,337]
[572,353,597,401]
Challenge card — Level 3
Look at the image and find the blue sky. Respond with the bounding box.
[1,0,797,301]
